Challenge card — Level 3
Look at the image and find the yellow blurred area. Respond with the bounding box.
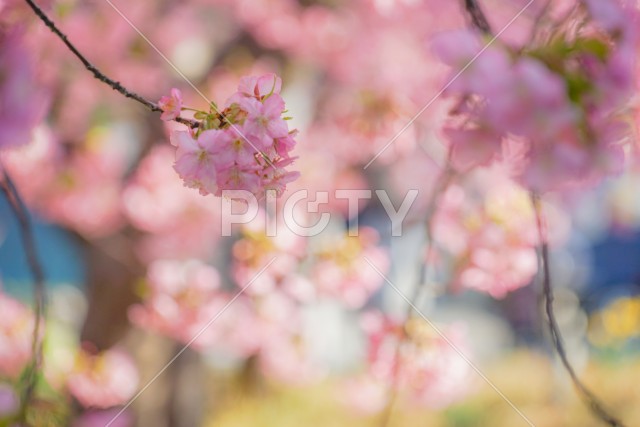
[204,351,640,427]
[589,296,640,345]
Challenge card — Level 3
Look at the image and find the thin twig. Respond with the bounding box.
[23,0,199,129]
[0,168,46,424]
[379,161,456,427]
[463,0,492,35]
[408,165,456,310]
[531,193,626,427]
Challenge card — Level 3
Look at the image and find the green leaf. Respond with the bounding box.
[565,72,592,103]
[574,37,610,61]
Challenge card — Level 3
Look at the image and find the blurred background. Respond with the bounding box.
[1,0,640,426]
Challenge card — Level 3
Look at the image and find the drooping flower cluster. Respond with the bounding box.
[433,0,639,192]
[160,74,300,199]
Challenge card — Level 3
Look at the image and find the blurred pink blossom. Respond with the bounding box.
[123,145,222,261]
[344,311,473,412]
[434,3,639,192]
[66,347,138,409]
[311,228,389,308]
[0,292,36,378]
[232,212,309,300]
[129,259,227,349]
[432,169,540,298]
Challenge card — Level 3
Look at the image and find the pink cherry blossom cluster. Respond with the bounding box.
[433,0,639,192]
[431,169,540,298]
[431,167,572,298]
[160,74,300,199]
[128,259,255,357]
[128,257,322,382]
[127,218,391,385]
[231,213,390,308]
[343,311,472,413]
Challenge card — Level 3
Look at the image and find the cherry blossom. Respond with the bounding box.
[168,73,299,199]
[172,129,223,196]
[158,88,183,121]
[434,0,639,192]
[239,96,290,144]
[230,73,282,102]
[7,0,640,423]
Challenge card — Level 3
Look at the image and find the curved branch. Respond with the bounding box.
[531,194,626,427]
[463,0,492,35]
[23,0,199,129]
[0,168,46,423]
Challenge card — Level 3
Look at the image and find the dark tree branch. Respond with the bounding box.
[0,168,46,424]
[531,194,626,427]
[23,0,199,129]
[463,0,492,35]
